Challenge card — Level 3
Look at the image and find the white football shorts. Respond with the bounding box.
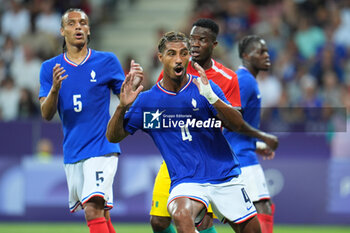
[167,175,257,224]
[64,154,118,212]
[240,164,270,202]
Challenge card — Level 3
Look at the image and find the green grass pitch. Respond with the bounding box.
[0,223,350,233]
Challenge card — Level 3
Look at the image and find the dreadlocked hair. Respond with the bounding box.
[238,35,262,58]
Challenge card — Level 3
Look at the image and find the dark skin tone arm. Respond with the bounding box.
[238,121,277,159]
[239,121,278,151]
[214,96,278,156]
[213,100,244,131]
[193,62,278,154]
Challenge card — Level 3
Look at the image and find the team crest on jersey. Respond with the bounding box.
[143,109,164,129]
[90,70,97,82]
[191,98,199,111]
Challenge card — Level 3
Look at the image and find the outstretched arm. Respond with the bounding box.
[192,62,244,131]
[239,121,279,151]
[106,72,144,143]
[40,64,68,121]
[238,121,278,159]
[192,62,278,153]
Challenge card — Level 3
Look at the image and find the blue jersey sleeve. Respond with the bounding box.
[39,61,53,98]
[238,77,255,110]
[124,94,144,134]
[107,53,125,95]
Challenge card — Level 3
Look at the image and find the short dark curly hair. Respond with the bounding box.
[158,31,189,53]
[192,18,219,40]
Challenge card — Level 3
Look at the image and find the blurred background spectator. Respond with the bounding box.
[0,76,20,121]
[34,0,61,37]
[35,137,54,162]
[1,0,30,42]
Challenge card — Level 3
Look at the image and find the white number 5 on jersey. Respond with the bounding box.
[73,94,82,112]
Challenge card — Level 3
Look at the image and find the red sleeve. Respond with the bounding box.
[156,70,164,82]
[226,72,241,108]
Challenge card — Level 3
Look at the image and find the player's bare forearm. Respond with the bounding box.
[106,71,143,143]
[193,62,243,131]
[40,64,68,121]
[39,89,59,121]
[214,100,244,131]
[238,122,279,150]
[106,105,129,143]
[239,121,264,139]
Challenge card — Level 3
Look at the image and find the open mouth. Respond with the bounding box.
[174,66,184,76]
[75,33,84,39]
[190,50,200,57]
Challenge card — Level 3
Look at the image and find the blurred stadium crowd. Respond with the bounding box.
[0,0,349,131]
[188,0,350,133]
[189,0,350,109]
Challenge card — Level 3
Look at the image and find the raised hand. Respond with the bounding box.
[120,71,143,108]
[52,64,68,92]
[193,62,209,85]
[129,59,144,90]
[192,62,219,104]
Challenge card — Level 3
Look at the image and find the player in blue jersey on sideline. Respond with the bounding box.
[223,35,278,233]
[39,8,143,233]
[106,31,261,233]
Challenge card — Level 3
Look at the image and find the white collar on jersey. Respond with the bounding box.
[64,48,92,67]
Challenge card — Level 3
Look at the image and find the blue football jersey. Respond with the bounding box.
[223,67,261,167]
[39,49,125,164]
[124,74,241,190]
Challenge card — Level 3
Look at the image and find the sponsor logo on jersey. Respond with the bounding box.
[143,109,164,129]
[143,109,221,129]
